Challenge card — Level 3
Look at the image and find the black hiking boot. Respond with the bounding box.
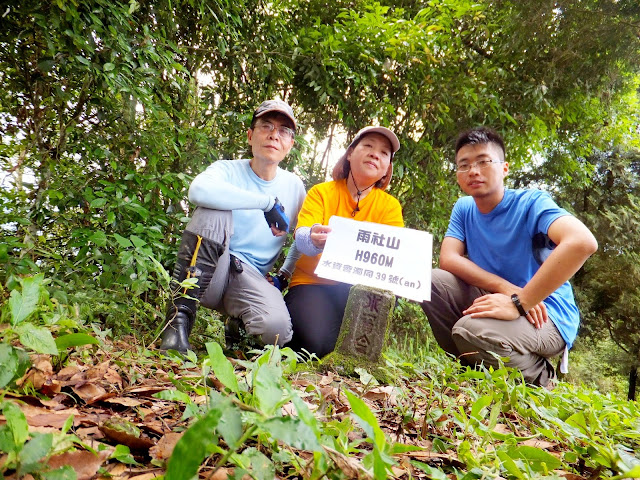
[160,231,223,353]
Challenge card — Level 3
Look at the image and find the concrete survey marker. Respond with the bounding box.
[334,284,395,362]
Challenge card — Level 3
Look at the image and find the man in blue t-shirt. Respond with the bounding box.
[421,127,598,387]
[159,100,306,353]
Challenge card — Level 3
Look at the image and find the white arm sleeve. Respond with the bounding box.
[188,168,275,211]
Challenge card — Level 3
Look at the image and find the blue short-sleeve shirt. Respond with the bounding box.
[446,189,580,347]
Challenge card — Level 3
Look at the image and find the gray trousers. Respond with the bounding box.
[184,207,292,346]
[421,269,565,386]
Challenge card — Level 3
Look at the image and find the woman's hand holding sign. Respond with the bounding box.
[310,224,332,250]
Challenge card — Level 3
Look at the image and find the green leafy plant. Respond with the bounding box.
[0,401,79,479]
[0,274,101,388]
[164,343,328,479]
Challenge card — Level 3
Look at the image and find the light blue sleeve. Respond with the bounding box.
[225,166,306,276]
[295,225,324,257]
[188,163,275,211]
[279,242,301,277]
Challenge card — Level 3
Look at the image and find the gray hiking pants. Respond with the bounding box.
[184,207,292,346]
[421,269,565,387]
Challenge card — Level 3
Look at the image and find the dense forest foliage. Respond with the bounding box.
[2,0,639,380]
[1,0,640,477]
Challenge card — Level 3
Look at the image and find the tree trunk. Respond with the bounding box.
[628,365,638,401]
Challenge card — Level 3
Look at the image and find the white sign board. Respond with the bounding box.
[314,216,432,301]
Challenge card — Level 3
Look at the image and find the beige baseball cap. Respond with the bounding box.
[253,99,297,129]
[348,126,400,154]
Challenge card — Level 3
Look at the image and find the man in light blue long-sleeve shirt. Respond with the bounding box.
[160,100,306,353]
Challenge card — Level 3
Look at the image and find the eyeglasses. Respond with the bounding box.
[456,159,503,173]
[255,122,295,140]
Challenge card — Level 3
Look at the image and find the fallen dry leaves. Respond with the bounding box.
[48,449,114,480]
[0,336,563,479]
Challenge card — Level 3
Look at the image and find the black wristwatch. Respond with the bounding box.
[511,294,528,317]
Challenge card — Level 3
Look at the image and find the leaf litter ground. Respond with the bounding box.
[1,335,635,479]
